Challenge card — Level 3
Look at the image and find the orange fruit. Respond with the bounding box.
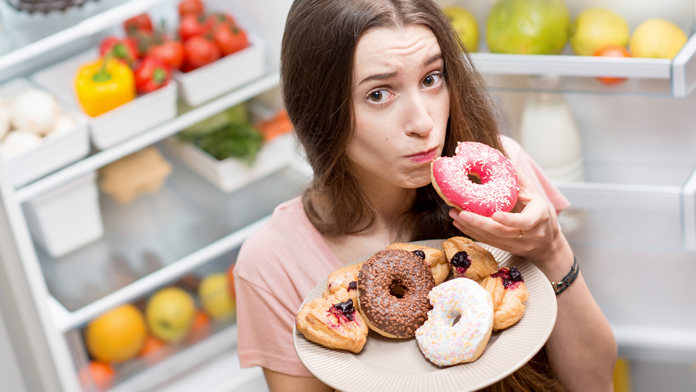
[593,45,631,85]
[79,361,116,390]
[138,335,165,357]
[185,309,212,344]
[85,304,147,363]
[226,264,236,300]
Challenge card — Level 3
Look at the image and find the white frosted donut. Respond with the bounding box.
[415,278,494,366]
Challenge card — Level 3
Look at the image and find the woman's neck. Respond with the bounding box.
[352,166,416,235]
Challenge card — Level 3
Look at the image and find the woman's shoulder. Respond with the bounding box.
[234,196,342,290]
[499,134,523,161]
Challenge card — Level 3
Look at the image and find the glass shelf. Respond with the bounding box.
[37,146,309,313]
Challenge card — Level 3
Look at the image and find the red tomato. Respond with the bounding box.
[148,38,185,70]
[99,36,139,65]
[124,14,153,35]
[184,36,220,71]
[138,335,165,357]
[593,45,632,85]
[206,12,236,30]
[134,57,172,94]
[179,13,210,41]
[79,361,115,391]
[178,0,205,16]
[213,24,249,56]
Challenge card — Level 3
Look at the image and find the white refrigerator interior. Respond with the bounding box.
[0,0,694,391]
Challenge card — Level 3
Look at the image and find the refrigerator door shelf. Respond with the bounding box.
[555,159,696,251]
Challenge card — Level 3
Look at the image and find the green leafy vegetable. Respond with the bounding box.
[180,122,264,164]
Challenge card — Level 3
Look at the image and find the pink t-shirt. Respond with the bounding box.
[233,136,570,377]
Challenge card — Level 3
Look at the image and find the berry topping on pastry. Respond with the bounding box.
[412,249,426,260]
[450,251,472,273]
[490,266,524,289]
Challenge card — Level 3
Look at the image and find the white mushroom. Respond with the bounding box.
[47,113,76,136]
[1,130,42,159]
[12,89,58,136]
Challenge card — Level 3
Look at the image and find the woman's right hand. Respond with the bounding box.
[449,167,574,278]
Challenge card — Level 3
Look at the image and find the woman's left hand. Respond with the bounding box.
[449,167,567,269]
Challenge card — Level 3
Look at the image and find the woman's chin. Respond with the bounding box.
[400,169,433,189]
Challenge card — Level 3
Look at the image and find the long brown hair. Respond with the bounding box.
[281,1,563,389]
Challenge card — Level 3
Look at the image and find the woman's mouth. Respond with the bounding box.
[408,147,439,164]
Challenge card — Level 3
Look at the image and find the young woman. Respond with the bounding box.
[234,0,617,391]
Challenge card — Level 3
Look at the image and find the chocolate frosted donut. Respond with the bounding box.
[357,249,435,339]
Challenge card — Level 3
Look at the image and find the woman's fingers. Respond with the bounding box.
[492,197,548,231]
[450,209,521,238]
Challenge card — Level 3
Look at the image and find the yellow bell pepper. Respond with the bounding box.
[75,55,135,117]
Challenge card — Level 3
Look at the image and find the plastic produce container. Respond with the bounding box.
[32,49,177,150]
[23,172,103,258]
[0,78,90,188]
[164,132,297,193]
[173,33,267,106]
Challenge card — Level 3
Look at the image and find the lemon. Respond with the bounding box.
[444,6,479,52]
[571,8,629,56]
[85,304,147,363]
[630,19,687,59]
[146,287,196,343]
[199,273,236,320]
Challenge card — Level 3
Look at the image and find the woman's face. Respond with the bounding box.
[349,24,450,190]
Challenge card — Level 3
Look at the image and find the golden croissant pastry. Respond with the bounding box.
[322,262,364,305]
[442,237,499,282]
[480,266,529,330]
[296,297,368,353]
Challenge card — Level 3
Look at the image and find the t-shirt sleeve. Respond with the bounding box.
[502,136,571,214]
[234,273,313,377]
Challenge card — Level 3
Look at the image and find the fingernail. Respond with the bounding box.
[449,210,458,220]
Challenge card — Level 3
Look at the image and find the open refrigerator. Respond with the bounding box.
[0,0,694,391]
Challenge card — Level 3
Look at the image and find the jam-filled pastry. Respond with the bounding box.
[296,297,368,353]
[322,262,364,304]
[442,237,498,282]
[480,266,529,331]
[385,243,449,285]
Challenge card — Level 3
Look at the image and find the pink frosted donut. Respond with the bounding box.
[431,142,518,217]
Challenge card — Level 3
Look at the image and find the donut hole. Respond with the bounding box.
[467,172,482,184]
[389,281,407,299]
[452,313,462,327]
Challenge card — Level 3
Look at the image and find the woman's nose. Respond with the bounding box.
[404,93,434,137]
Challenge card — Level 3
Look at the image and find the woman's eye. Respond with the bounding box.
[368,90,390,103]
[423,73,442,87]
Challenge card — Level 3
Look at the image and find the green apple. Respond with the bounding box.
[146,287,196,342]
[487,0,570,55]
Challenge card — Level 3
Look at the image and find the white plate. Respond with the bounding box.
[293,239,557,392]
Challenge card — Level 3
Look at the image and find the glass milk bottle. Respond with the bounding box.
[519,75,585,183]
[519,75,585,234]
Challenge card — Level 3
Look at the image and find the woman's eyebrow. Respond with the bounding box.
[358,71,397,86]
[423,53,442,66]
[357,53,442,86]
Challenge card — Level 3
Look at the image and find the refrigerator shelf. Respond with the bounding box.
[0,0,169,75]
[40,157,309,332]
[471,33,696,98]
[106,324,239,392]
[13,72,281,204]
[555,160,696,251]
